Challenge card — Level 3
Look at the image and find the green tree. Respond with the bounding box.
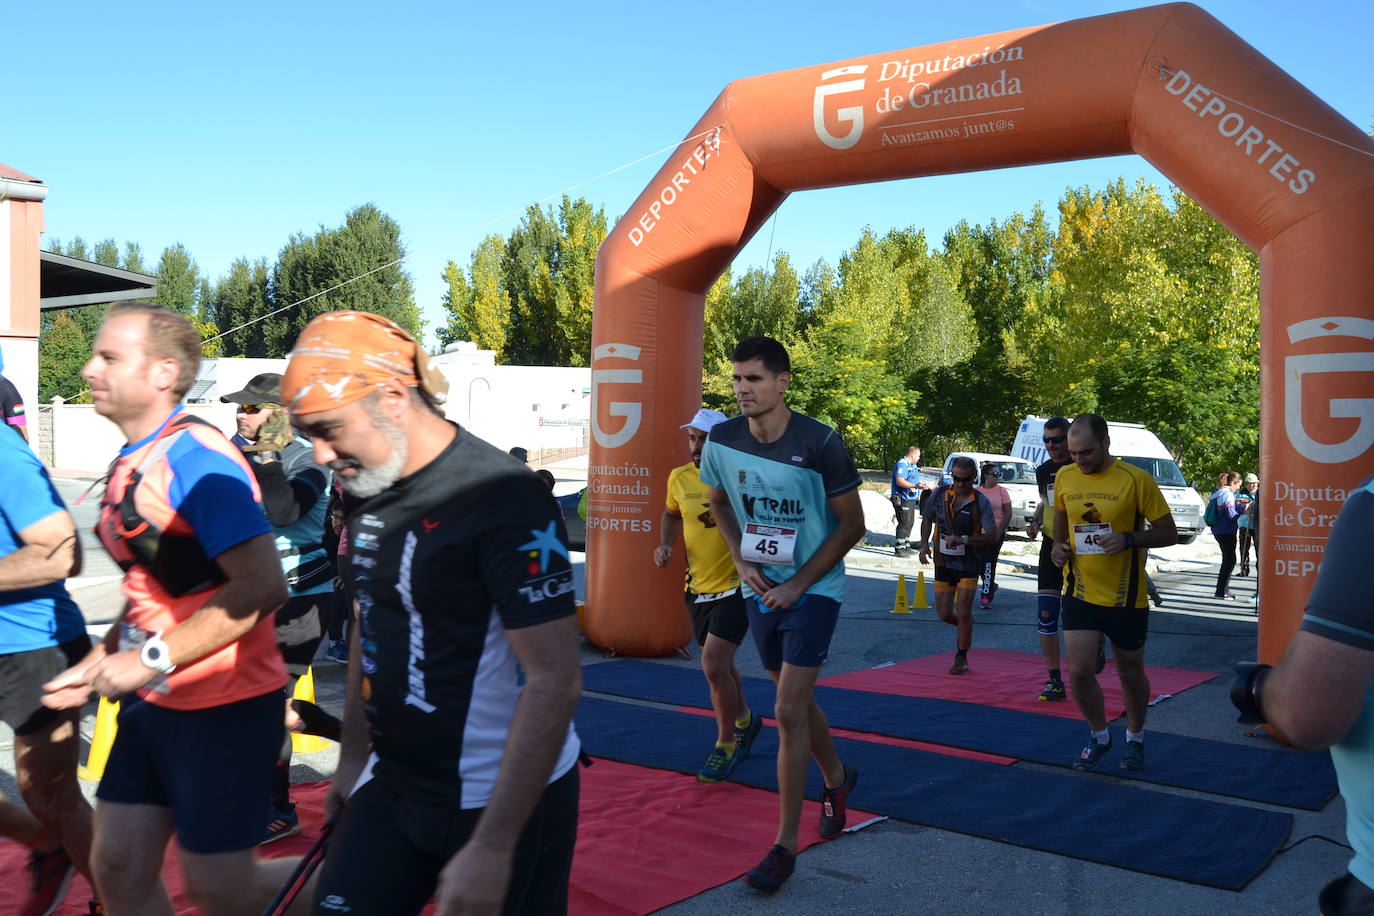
[436,234,509,355]
[208,258,272,357]
[38,312,91,403]
[155,243,202,316]
[269,204,420,356]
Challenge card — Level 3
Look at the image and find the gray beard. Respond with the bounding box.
[337,416,409,498]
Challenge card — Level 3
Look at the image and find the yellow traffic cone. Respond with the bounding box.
[291,668,332,753]
[891,573,911,614]
[78,697,119,781]
[913,571,930,610]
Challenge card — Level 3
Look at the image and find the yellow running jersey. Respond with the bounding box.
[1053,459,1170,609]
[666,462,739,596]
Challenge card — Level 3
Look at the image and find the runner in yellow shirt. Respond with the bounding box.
[654,408,762,782]
[1051,413,1177,772]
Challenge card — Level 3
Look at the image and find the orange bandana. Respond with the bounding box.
[282,311,449,414]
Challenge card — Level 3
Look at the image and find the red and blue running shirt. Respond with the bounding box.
[96,409,285,710]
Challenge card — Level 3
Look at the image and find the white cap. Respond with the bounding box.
[1244,472,1258,483]
[681,408,728,432]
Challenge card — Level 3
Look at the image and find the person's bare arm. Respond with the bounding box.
[1260,631,1374,750]
[435,615,581,914]
[708,485,773,596]
[1051,508,1072,567]
[0,508,81,591]
[760,487,865,610]
[654,509,683,567]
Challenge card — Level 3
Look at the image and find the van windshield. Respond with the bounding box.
[1120,456,1188,488]
[983,461,1036,485]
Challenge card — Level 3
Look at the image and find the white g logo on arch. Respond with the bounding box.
[813,65,868,150]
[591,343,643,449]
[1285,317,1374,464]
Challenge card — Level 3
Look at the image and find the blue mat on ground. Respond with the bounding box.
[576,696,1290,890]
[581,658,1336,811]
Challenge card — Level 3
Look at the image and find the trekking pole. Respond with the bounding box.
[261,811,340,916]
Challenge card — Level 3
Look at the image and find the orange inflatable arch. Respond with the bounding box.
[584,2,1374,660]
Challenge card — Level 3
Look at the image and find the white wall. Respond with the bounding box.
[46,403,238,473]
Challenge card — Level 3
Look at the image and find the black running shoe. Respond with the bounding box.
[949,651,969,675]
[744,844,796,893]
[734,712,763,762]
[1037,679,1066,702]
[819,763,858,838]
[1072,735,1113,771]
[1120,740,1146,771]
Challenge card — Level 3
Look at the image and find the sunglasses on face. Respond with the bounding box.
[951,474,974,484]
[1042,435,1067,444]
[238,404,273,414]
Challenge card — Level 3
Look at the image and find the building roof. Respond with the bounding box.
[0,162,40,183]
[40,251,158,310]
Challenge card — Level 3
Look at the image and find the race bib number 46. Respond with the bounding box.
[742,523,797,566]
[1073,523,1113,555]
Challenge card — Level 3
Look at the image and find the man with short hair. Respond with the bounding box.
[1230,475,1374,913]
[42,301,298,916]
[1051,413,1177,772]
[222,372,334,845]
[654,407,761,783]
[284,311,582,915]
[701,336,865,894]
[1025,417,1073,701]
[917,456,997,674]
[0,427,95,915]
[890,446,929,557]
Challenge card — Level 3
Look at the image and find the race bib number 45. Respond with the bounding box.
[1073,523,1113,555]
[742,523,797,566]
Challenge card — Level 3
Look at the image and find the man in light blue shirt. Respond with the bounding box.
[890,446,930,557]
[701,336,865,895]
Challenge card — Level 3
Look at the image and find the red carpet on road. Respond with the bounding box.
[817,648,1219,720]
[3,761,878,916]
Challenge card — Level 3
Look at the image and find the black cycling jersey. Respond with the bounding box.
[344,425,580,808]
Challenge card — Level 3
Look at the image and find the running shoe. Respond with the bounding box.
[21,846,74,916]
[1095,636,1107,674]
[743,844,796,893]
[734,712,763,763]
[819,763,858,838]
[261,804,301,845]
[949,651,969,675]
[979,596,991,609]
[1072,735,1113,771]
[86,902,105,915]
[696,745,739,783]
[324,638,348,664]
[1037,679,1066,702]
[1120,740,1146,771]
[1215,592,1237,600]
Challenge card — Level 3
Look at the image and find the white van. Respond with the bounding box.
[939,452,1039,532]
[1012,416,1207,544]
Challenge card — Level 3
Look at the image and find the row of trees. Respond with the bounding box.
[40,205,419,402]
[39,179,1259,482]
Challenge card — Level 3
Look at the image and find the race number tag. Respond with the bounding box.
[1046,483,1056,511]
[940,535,966,556]
[1073,523,1113,555]
[742,523,797,565]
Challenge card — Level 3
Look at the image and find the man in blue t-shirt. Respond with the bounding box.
[0,428,94,914]
[890,445,930,557]
[700,336,865,895]
[1232,476,1374,913]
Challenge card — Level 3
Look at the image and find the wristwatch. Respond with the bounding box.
[140,635,177,674]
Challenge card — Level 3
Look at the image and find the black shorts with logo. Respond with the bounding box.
[0,634,92,736]
[685,589,749,647]
[1061,595,1150,652]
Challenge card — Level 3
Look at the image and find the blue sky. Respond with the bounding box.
[9,1,1370,347]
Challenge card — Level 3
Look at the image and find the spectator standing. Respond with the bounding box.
[890,446,929,557]
[1209,472,1243,599]
[0,346,29,443]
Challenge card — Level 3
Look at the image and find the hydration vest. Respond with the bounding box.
[99,414,229,598]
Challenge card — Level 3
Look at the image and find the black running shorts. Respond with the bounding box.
[312,764,580,915]
[1037,537,1064,592]
[276,593,325,676]
[0,635,91,736]
[1061,595,1150,652]
[685,589,749,647]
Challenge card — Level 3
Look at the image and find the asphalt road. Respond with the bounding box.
[3,492,1342,914]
